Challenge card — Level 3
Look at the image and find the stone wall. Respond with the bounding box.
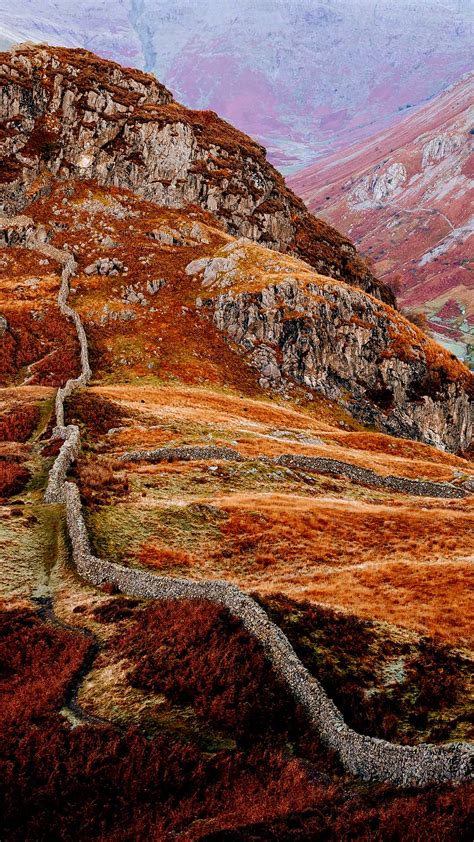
[119,445,468,499]
[4,216,472,787]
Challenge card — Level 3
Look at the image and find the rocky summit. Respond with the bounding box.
[0,44,393,303]
[0,44,473,842]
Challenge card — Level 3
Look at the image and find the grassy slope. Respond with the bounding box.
[0,179,473,838]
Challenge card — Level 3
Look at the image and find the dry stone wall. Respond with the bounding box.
[4,216,472,787]
[119,446,468,499]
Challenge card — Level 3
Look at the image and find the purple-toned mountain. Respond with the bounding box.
[289,73,474,367]
[0,0,472,171]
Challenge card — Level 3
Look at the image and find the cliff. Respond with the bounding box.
[187,239,472,451]
[0,44,394,303]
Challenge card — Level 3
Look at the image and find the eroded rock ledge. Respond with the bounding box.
[187,242,472,452]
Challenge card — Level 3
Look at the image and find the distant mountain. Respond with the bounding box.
[290,73,474,367]
[0,0,472,171]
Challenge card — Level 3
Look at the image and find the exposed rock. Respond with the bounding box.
[352,163,407,205]
[84,257,125,276]
[100,234,117,248]
[0,314,8,336]
[146,278,165,295]
[422,133,464,168]
[122,285,147,305]
[189,241,472,451]
[148,227,181,245]
[0,44,394,304]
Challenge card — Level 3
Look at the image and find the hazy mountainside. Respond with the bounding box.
[290,73,474,367]
[0,0,472,171]
[1,47,473,839]
[0,44,393,304]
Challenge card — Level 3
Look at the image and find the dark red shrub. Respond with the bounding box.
[0,404,40,442]
[0,462,31,497]
[0,307,80,387]
[0,607,91,730]
[65,392,131,436]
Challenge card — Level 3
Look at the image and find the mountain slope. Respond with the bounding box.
[0,43,394,304]
[1,48,473,839]
[0,0,472,171]
[289,73,474,366]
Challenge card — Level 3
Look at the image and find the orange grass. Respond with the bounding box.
[132,493,473,644]
[297,561,474,647]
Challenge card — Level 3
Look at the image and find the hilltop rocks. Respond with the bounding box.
[0,213,47,246]
[0,44,393,304]
[148,221,210,246]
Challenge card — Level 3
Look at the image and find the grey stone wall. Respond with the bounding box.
[120,446,468,499]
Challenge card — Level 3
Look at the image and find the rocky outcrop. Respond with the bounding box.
[188,242,472,451]
[0,44,394,304]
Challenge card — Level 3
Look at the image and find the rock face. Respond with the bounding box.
[187,241,472,451]
[0,44,393,304]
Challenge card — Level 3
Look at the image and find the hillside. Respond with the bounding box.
[290,73,474,366]
[1,0,472,171]
[0,43,394,305]
[0,46,473,840]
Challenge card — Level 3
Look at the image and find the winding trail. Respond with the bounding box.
[4,215,472,787]
[33,595,113,729]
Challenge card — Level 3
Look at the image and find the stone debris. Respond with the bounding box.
[122,285,147,305]
[100,235,118,248]
[146,278,166,295]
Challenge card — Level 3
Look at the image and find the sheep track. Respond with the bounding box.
[5,216,472,787]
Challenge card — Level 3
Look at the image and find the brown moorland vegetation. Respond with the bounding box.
[4,601,467,840]
[258,595,473,745]
[0,598,472,838]
[0,403,39,442]
[128,491,473,645]
[0,460,31,497]
[1,170,472,838]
